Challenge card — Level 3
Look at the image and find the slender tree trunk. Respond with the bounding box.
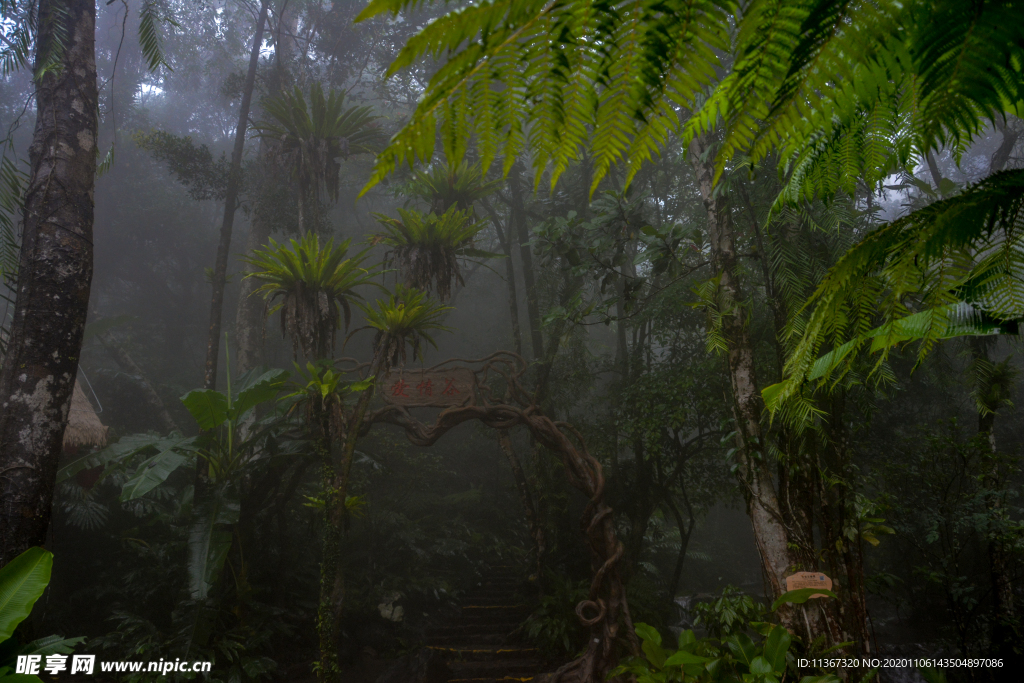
[663,489,694,600]
[202,0,269,390]
[687,133,805,634]
[823,400,873,656]
[509,166,544,360]
[970,342,1018,658]
[990,119,1019,174]
[235,2,301,374]
[314,397,342,682]
[99,335,179,433]
[925,152,946,198]
[499,429,545,578]
[0,0,97,566]
[480,198,524,356]
[317,350,386,683]
[234,194,273,373]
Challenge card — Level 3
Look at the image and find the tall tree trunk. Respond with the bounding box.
[990,119,1019,174]
[687,133,807,636]
[499,429,545,579]
[234,0,300,374]
[234,206,271,373]
[663,487,694,600]
[509,166,544,361]
[0,0,98,566]
[480,198,524,356]
[202,0,269,390]
[317,350,387,683]
[978,132,1018,659]
[970,340,1017,658]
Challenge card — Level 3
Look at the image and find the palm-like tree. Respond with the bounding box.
[372,206,498,300]
[358,284,452,366]
[244,233,380,360]
[255,83,381,231]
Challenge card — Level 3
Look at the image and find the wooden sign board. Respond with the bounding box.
[786,572,833,599]
[379,368,476,408]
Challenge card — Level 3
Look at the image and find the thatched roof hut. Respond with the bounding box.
[64,380,108,450]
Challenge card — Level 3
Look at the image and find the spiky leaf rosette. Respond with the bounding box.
[245,233,381,360]
[357,285,453,366]
[372,205,498,300]
[407,161,501,214]
[254,82,382,204]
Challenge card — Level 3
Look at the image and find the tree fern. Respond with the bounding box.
[359,0,1021,200]
[764,169,1024,410]
[356,0,733,195]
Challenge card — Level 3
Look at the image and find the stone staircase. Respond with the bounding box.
[426,566,547,683]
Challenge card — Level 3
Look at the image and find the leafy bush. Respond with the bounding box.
[692,586,766,639]
[519,571,589,657]
[611,622,840,683]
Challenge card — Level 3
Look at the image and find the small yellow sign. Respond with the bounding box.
[785,572,833,599]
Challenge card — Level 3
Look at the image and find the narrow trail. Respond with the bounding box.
[426,566,547,683]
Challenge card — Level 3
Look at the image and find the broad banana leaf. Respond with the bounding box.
[57,433,184,484]
[0,547,52,641]
[180,389,229,430]
[230,368,289,420]
[120,441,192,501]
[188,493,241,601]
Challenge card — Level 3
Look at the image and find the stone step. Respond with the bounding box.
[427,646,539,662]
[458,607,528,622]
[432,621,521,637]
[448,659,545,679]
[426,633,509,647]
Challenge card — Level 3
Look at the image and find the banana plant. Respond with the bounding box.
[179,367,290,602]
[56,367,290,502]
[0,548,83,682]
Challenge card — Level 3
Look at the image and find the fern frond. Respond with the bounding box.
[768,169,1024,410]
[139,1,178,72]
[357,0,733,196]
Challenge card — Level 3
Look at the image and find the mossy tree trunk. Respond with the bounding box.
[687,133,834,643]
[0,0,97,566]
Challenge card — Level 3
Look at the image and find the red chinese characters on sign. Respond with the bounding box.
[416,379,434,397]
[380,368,475,407]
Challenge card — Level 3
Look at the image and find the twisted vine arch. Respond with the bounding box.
[346,351,638,682]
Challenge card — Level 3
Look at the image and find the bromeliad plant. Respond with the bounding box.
[356,284,452,367]
[245,233,381,360]
[372,205,496,301]
[255,83,381,231]
[406,161,501,214]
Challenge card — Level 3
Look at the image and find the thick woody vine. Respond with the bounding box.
[346,352,640,683]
